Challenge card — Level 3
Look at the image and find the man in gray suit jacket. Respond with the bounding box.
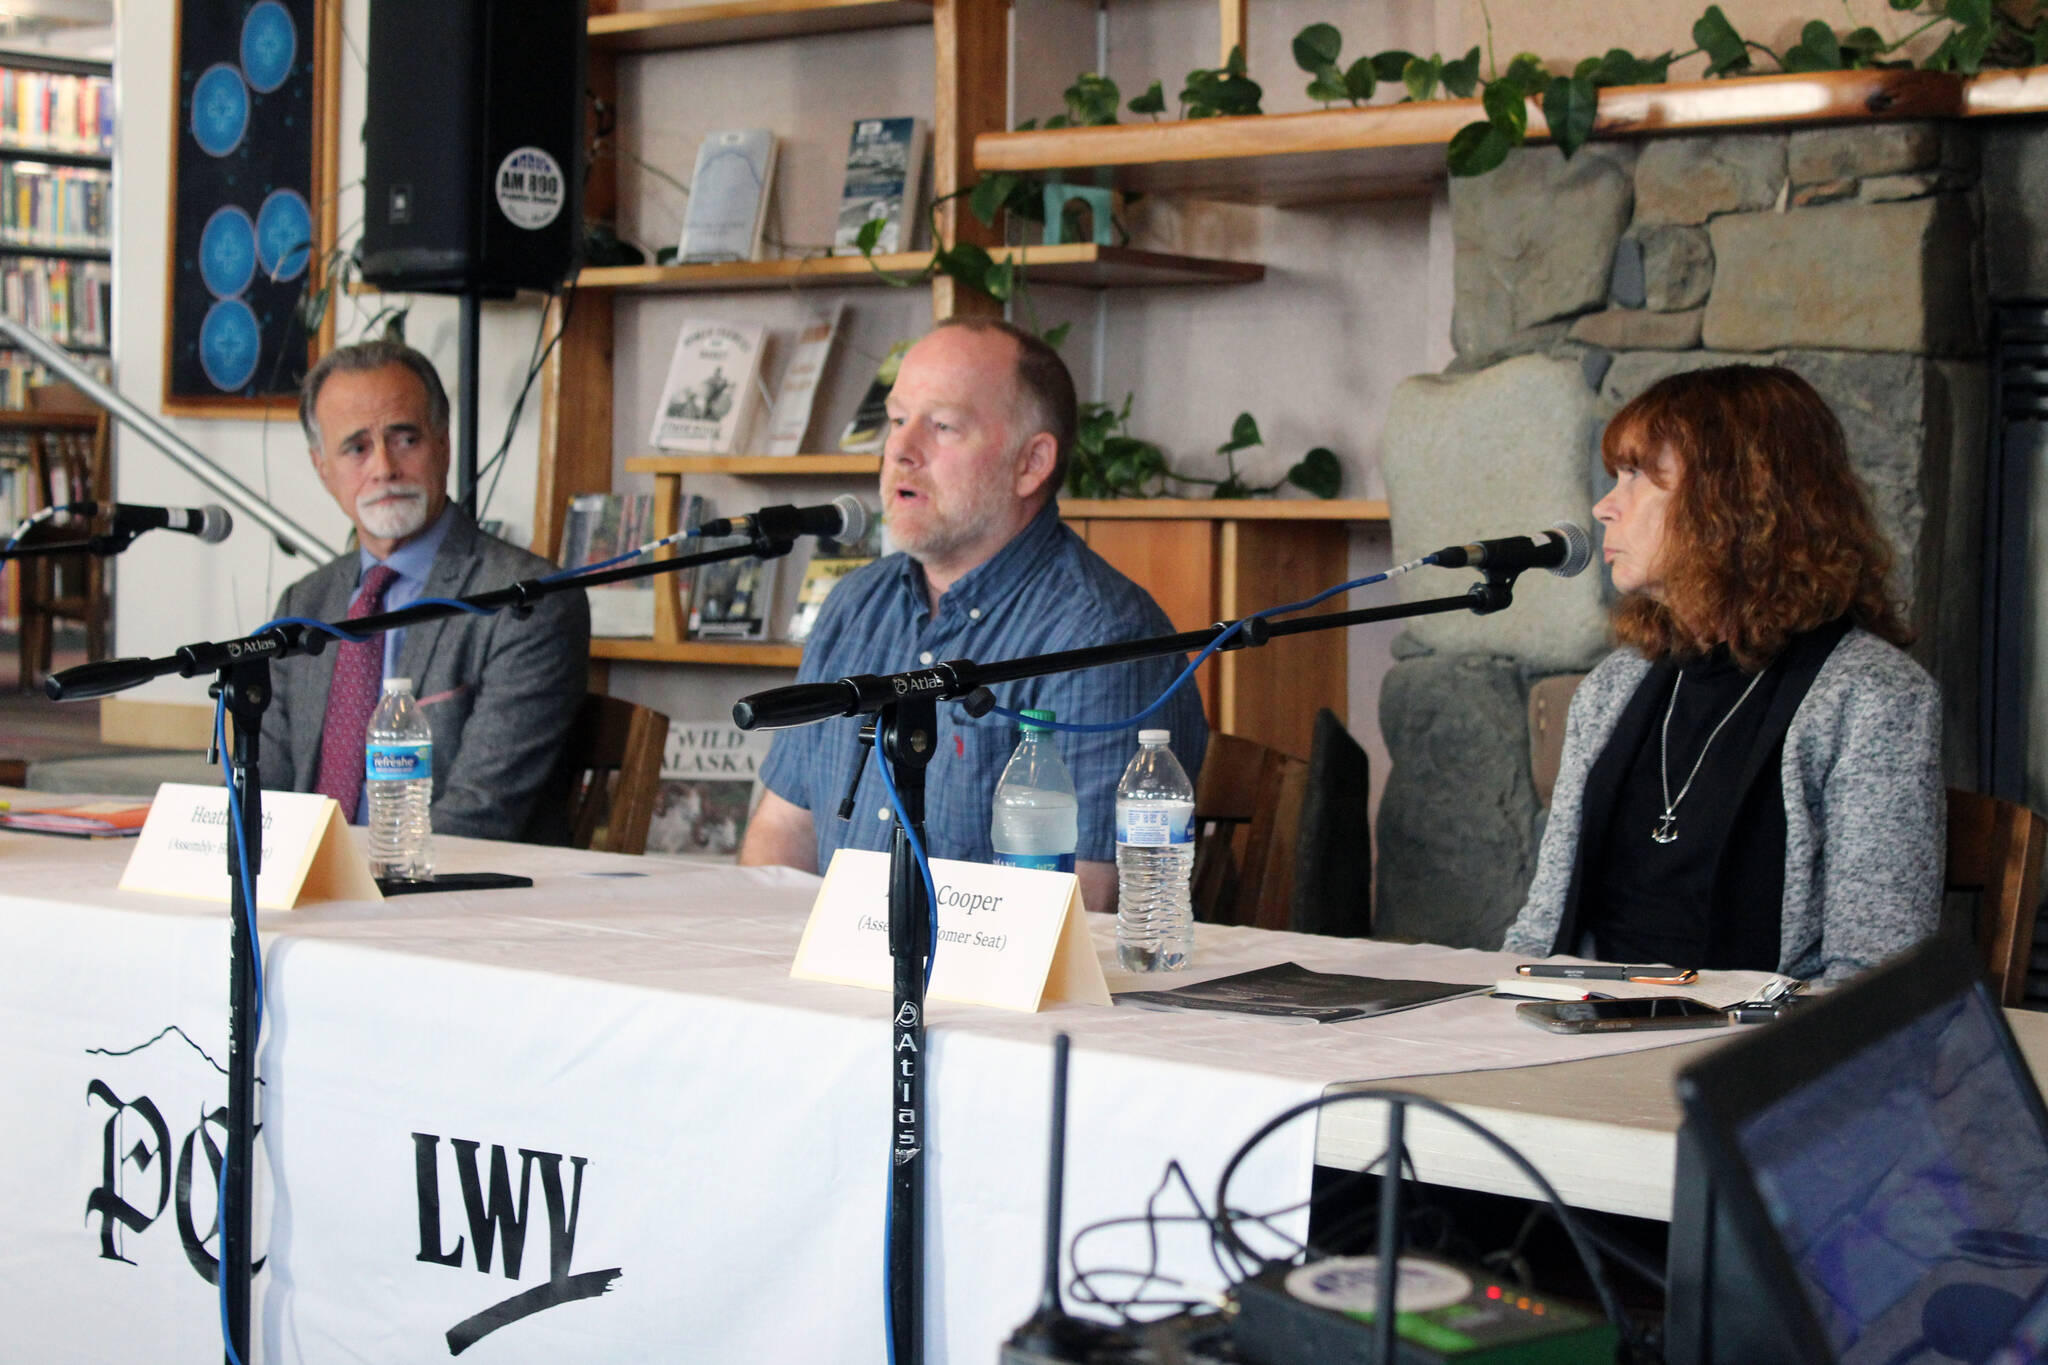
[260,339,589,844]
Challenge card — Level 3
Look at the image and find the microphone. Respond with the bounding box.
[1433,522,1591,578]
[698,494,868,545]
[78,501,234,545]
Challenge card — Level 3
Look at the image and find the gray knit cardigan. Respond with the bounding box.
[1499,628,1944,984]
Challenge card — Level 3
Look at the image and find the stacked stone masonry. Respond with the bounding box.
[1379,120,2013,946]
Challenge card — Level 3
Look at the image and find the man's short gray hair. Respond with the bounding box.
[299,338,451,449]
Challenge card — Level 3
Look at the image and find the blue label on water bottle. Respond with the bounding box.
[994,851,1075,873]
[1117,803,1193,846]
[365,741,430,781]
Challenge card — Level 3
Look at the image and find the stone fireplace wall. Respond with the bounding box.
[1373,122,1990,949]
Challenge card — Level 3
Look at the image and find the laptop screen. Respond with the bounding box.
[1729,991,2048,1362]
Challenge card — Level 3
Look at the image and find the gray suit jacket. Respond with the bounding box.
[259,505,590,844]
[1500,628,1943,983]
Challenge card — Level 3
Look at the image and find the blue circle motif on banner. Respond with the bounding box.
[191,63,249,158]
[240,1,297,94]
[256,189,312,282]
[199,299,262,392]
[198,205,257,298]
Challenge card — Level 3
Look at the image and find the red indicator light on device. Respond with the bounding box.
[1487,1286,1502,1300]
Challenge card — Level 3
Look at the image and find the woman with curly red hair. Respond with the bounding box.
[1501,365,1943,983]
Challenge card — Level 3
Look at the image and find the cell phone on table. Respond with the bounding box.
[1516,997,1730,1034]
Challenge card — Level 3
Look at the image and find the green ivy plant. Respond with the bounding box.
[1071,403,1343,501]
[1285,0,2048,177]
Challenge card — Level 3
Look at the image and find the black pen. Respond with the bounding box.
[1516,963,1700,984]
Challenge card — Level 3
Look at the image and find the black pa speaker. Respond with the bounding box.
[360,0,586,296]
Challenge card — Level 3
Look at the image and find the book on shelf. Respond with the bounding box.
[676,128,777,264]
[558,491,658,637]
[832,116,926,257]
[838,339,911,453]
[688,534,779,641]
[762,302,844,457]
[644,719,774,860]
[648,320,767,454]
[785,512,881,644]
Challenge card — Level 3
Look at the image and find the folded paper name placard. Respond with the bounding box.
[791,849,1110,1012]
[119,782,382,909]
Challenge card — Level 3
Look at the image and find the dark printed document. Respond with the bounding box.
[1114,961,1489,1024]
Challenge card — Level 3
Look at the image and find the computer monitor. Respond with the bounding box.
[1668,934,2048,1365]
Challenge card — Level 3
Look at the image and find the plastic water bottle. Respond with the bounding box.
[990,709,1078,873]
[365,677,433,882]
[1115,729,1196,972]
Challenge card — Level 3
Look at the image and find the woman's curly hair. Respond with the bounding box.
[1603,364,1910,670]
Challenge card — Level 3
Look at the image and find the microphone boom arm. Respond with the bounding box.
[47,526,798,701]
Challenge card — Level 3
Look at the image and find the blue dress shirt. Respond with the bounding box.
[759,499,1208,870]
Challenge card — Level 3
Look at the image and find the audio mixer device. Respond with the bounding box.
[1000,1036,1621,1365]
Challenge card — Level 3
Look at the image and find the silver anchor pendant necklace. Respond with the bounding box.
[1654,663,1769,845]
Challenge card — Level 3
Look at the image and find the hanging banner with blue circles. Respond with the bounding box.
[165,0,335,414]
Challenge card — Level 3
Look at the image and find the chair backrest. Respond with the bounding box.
[1192,732,1308,932]
[1293,707,1372,937]
[565,694,670,855]
[1946,787,2048,1008]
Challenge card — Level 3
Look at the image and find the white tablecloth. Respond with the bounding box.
[0,831,1721,1363]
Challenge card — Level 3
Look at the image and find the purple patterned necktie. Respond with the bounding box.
[313,563,400,819]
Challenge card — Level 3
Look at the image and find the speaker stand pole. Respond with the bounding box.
[457,290,481,514]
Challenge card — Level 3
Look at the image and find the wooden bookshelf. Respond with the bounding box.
[591,637,804,666]
[626,454,882,475]
[577,242,1262,293]
[1060,497,1389,522]
[975,67,1973,206]
[589,0,934,52]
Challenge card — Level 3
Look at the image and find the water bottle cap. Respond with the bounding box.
[1138,728,1170,745]
[1019,708,1057,732]
[382,677,414,694]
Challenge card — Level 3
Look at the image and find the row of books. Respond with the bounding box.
[0,162,111,251]
[0,347,108,409]
[0,68,113,159]
[557,490,881,644]
[674,116,925,265]
[0,257,110,349]
[648,308,901,457]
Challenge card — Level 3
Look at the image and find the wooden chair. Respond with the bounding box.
[1947,787,2048,1007]
[564,694,670,855]
[1192,732,1308,932]
[8,383,110,685]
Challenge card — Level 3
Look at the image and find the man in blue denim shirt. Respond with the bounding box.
[740,318,1206,913]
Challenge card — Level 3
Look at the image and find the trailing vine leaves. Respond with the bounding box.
[1070,404,1342,500]
[1269,0,2048,177]
[1182,45,1263,118]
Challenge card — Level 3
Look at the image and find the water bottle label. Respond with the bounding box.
[993,851,1075,874]
[1117,804,1193,846]
[365,741,431,781]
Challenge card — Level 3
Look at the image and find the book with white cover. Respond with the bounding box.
[644,720,775,860]
[649,320,767,453]
[762,303,844,456]
[559,492,658,637]
[678,128,778,263]
[832,116,926,256]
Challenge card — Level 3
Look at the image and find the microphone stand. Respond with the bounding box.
[732,563,1532,1365]
[43,527,801,1362]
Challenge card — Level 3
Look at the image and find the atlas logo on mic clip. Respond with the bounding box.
[891,671,945,697]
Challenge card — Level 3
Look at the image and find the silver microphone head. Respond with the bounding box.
[830,493,869,546]
[1547,521,1592,577]
[198,505,234,545]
